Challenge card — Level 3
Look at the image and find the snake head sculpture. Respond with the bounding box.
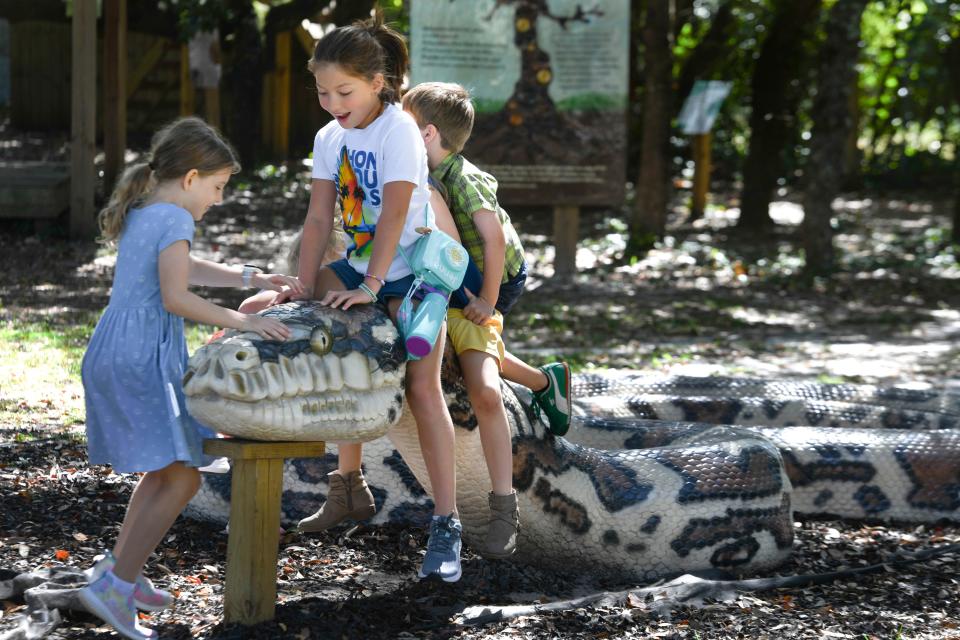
[183,301,406,442]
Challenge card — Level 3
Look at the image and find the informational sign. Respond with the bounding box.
[677,80,732,135]
[410,0,630,206]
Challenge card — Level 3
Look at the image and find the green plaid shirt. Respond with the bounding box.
[431,153,525,283]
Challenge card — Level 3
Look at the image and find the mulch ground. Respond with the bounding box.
[2,436,960,639]
[2,117,960,637]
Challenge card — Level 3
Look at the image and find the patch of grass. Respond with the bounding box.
[649,349,695,369]
[185,322,221,353]
[0,316,225,441]
[0,317,98,436]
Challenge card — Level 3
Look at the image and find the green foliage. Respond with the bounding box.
[157,0,231,41]
[857,1,960,184]
[664,0,958,187]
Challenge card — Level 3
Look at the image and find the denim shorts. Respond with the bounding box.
[327,259,416,305]
[450,260,528,316]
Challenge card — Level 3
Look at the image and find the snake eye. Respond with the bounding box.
[310,326,333,355]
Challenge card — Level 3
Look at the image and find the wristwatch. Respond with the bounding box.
[241,264,263,288]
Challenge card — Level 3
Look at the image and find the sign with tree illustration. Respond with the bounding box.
[410,0,629,206]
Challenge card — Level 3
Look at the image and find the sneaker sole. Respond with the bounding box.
[78,588,153,640]
[133,597,173,612]
[417,567,462,583]
[296,505,376,534]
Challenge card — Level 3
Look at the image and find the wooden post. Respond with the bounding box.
[274,31,291,159]
[180,43,194,117]
[552,205,579,281]
[70,0,97,239]
[103,0,127,195]
[203,438,326,625]
[690,132,712,220]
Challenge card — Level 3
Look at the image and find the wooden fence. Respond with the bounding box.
[10,21,180,135]
[8,20,327,161]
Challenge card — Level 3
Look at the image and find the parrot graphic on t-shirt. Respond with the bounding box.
[336,145,373,258]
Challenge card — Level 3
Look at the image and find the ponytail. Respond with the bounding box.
[309,7,409,104]
[98,162,154,242]
[366,10,408,103]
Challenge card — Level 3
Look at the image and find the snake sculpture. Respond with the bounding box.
[183,301,960,582]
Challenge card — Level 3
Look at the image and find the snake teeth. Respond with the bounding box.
[185,350,389,399]
[342,352,371,390]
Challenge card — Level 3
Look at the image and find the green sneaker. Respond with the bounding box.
[532,362,571,436]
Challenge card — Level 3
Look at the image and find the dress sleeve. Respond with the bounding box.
[157,206,196,252]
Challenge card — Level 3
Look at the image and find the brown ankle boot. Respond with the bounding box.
[482,491,519,559]
[296,470,376,533]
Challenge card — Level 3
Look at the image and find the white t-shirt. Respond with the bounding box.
[312,103,436,281]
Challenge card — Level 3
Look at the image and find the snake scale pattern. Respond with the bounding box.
[183,302,960,581]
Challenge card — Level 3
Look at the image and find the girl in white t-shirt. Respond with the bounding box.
[288,10,463,583]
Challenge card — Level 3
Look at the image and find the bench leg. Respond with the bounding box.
[223,457,283,624]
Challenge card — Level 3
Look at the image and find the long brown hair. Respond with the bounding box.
[307,8,408,104]
[98,117,240,242]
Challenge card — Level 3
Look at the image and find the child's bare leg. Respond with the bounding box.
[500,350,547,391]
[310,267,365,473]
[111,463,201,582]
[337,443,363,473]
[459,350,513,495]
[399,316,457,515]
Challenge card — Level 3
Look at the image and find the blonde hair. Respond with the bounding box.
[286,211,346,274]
[98,117,240,242]
[307,8,408,104]
[402,82,475,153]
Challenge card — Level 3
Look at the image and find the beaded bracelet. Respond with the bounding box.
[358,282,379,303]
[364,272,386,287]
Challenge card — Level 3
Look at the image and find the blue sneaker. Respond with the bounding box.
[418,514,462,582]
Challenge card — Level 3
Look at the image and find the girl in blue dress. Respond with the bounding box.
[78,116,302,640]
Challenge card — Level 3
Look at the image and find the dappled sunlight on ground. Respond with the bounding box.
[1,170,958,432]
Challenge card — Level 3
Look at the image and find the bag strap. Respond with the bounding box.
[397,203,432,269]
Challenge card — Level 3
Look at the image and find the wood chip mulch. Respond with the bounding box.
[2,436,959,639]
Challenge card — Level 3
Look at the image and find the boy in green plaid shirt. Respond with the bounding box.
[403,82,571,559]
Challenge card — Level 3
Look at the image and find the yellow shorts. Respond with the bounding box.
[446,308,505,369]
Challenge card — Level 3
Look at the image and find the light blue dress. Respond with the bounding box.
[82,203,215,473]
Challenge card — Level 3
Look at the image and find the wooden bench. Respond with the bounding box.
[203,438,326,625]
[0,162,70,224]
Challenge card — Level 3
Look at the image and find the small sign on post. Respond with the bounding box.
[677,80,731,220]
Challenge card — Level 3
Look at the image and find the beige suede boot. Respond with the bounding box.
[482,491,520,559]
[296,470,376,533]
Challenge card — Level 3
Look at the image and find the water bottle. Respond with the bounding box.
[403,289,450,359]
[397,226,469,360]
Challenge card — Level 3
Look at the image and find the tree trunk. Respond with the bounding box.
[629,0,673,254]
[222,0,263,168]
[946,35,960,244]
[801,0,869,277]
[737,0,822,232]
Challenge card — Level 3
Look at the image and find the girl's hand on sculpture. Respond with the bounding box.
[320,288,376,310]
[241,314,292,340]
